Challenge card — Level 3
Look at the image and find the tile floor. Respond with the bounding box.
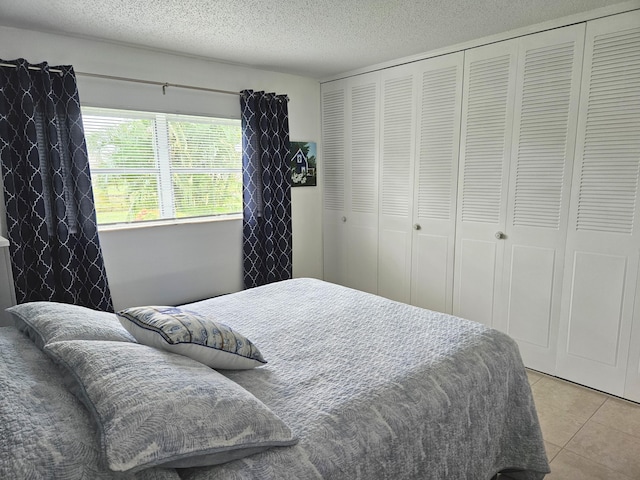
[524,369,640,480]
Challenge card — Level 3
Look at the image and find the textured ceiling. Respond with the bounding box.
[0,0,629,78]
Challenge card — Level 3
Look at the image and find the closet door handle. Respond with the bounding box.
[414,224,422,231]
[495,231,506,240]
[341,216,347,223]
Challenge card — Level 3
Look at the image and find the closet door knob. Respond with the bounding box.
[495,231,506,240]
[341,216,347,223]
[414,224,422,231]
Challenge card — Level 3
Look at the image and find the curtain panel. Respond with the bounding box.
[240,90,292,289]
[0,58,113,311]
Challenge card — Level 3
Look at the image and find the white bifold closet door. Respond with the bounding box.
[411,53,464,313]
[454,24,585,376]
[497,25,585,374]
[378,63,418,303]
[346,74,380,294]
[322,73,380,294]
[453,39,518,327]
[557,11,640,399]
[322,80,348,286]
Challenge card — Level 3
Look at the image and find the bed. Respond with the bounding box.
[0,278,549,479]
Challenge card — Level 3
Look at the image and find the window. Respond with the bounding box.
[81,107,242,225]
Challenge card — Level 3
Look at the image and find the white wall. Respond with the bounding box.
[0,26,323,310]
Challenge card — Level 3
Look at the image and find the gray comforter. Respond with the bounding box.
[0,278,549,479]
[180,278,550,480]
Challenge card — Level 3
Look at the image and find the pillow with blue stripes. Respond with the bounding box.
[116,306,265,370]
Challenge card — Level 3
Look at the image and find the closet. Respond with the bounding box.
[321,10,640,401]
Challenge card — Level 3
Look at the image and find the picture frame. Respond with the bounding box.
[289,141,317,187]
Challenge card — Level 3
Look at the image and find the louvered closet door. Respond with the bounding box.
[557,11,640,398]
[378,64,418,303]
[322,80,348,286]
[496,25,585,373]
[410,52,463,313]
[453,41,518,327]
[345,73,380,294]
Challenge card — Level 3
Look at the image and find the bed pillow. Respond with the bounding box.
[44,340,297,473]
[7,302,136,349]
[116,306,265,370]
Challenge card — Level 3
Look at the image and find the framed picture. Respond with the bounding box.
[289,141,317,187]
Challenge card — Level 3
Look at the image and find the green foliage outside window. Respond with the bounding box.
[83,108,242,225]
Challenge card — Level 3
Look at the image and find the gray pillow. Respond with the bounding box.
[7,302,136,349]
[0,327,178,480]
[44,340,298,473]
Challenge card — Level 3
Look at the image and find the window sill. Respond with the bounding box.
[97,214,242,233]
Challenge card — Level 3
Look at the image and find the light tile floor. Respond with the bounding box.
[525,369,640,480]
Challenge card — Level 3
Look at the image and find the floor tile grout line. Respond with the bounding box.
[587,415,640,441]
[560,405,602,450]
[548,384,608,449]
[525,368,640,406]
[583,402,640,450]
[532,371,605,398]
[545,382,633,479]
[528,372,640,478]
[541,429,564,462]
[532,374,606,465]
[552,445,634,480]
[563,390,640,446]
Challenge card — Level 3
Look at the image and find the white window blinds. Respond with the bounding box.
[82,107,242,225]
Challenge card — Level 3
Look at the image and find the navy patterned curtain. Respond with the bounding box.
[0,58,113,311]
[240,90,292,289]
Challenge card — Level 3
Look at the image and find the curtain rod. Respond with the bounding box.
[0,63,239,96]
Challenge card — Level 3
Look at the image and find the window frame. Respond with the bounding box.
[81,106,243,229]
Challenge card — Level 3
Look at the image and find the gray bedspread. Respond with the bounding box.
[0,327,180,480]
[180,278,550,480]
